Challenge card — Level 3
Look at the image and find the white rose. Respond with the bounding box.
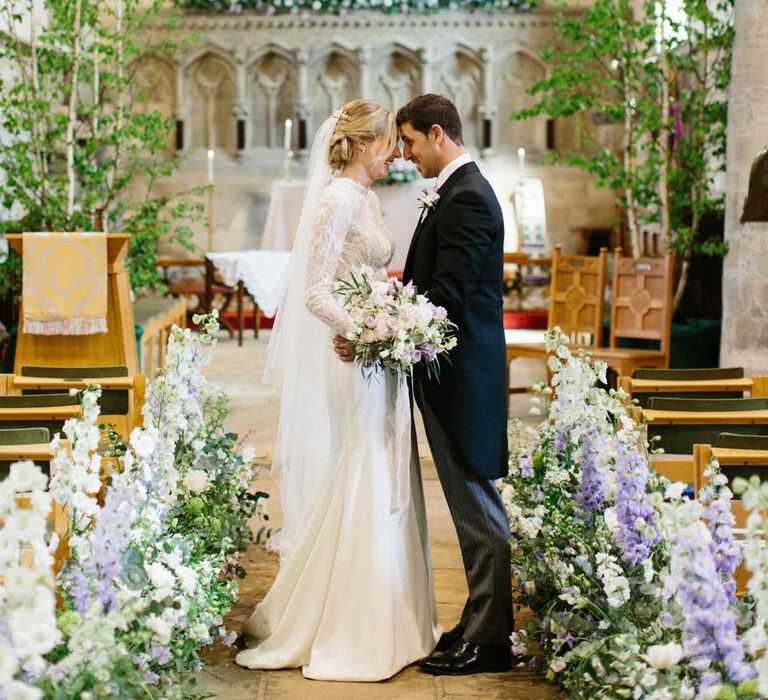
[183,469,210,494]
[146,614,172,645]
[644,642,684,670]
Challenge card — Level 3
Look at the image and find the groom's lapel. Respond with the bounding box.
[405,162,478,267]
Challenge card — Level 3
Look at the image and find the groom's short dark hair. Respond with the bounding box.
[396,94,464,146]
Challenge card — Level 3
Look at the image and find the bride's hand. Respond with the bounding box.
[333,334,355,363]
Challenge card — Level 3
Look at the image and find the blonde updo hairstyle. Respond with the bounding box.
[328,99,397,173]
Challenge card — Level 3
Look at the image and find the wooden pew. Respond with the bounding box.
[619,370,768,408]
[133,296,187,381]
[641,397,768,456]
[8,371,145,441]
[640,397,768,485]
[0,439,70,574]
[693,443,768,597]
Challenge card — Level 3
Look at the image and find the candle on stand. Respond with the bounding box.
[284,118,293,152]
[517,147,525,179]
[207,149,214,185]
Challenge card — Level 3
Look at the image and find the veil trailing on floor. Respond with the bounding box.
[263,115,339,557]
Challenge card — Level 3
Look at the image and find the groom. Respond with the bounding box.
[397,94,512,675]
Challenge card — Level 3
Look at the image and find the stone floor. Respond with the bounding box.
[196,329,562,699]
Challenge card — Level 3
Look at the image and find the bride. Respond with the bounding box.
[235,99,441,681]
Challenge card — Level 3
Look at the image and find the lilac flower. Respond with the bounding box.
[576,427,605,521]
[151,644,172,665]
[699,462,741,602]
[667,502,755,686]
[614,433,660,565]
[85,479,138,610]
[68,564,92,615]
[555,428,568,453]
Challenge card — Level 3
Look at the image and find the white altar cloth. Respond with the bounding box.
[207,250,291,318]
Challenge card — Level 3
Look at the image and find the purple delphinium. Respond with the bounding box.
[68,564,92,615]
[613,433,661,565]
[668,514,755,687]
[84,479,138,610]
[699,465,741,602]
[576,426,605,521]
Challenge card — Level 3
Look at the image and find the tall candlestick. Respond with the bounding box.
[207,149,214,184]
[517,147,525,179]
[283,118,292,152]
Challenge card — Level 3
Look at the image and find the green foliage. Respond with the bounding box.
[514,0,733,290]
[0,0,202,295]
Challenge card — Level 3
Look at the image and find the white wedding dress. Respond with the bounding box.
[235,177,441,681]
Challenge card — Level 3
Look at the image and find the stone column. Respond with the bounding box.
[721,0,768,373]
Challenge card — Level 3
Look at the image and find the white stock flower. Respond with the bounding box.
[131,427,158,459]
[183,469,211,494]
[5,680,44,700]
[145,562,175,600]
[146,614,172,645]
[176,565,198,595]
[644,642,683,670]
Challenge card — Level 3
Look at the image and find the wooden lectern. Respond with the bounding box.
[6,233,138,374]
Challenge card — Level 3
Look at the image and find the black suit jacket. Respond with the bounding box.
[403,162,508,480]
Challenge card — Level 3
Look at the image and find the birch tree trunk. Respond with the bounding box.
[65,0,83,219]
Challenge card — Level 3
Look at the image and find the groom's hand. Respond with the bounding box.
[333,334,355,363]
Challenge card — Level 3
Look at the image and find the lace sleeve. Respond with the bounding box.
[304,187,356,335]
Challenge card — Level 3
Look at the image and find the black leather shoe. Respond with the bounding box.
[418,638,511,675]
[434,624,464,653]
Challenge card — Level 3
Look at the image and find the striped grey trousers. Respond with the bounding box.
[414,381,513,647]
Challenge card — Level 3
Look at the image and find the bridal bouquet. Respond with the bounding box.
[335,265,457,380]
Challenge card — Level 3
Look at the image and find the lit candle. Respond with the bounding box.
[517,147,525,178]
[284,118,292,152]
[207,149,214,184]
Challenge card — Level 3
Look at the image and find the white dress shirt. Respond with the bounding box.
[436,152,473,190]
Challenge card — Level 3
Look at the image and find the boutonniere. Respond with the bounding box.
[418,188,440,214]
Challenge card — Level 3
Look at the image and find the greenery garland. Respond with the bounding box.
[175,0,535,16]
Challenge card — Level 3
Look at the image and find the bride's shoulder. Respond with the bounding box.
[319,177,366,206]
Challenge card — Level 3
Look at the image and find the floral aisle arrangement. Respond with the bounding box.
[176,0,536,17]
[335,265,457,380]
[502,328,759,699]
[1,313,268,699]
[733,475,768,697]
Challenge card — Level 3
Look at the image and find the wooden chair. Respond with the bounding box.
[693,443,768,596]
[5,365,145,440]
[586,249,675,379]
[643,396,768,456]
[618,368,768,409]
[505,247,608,392]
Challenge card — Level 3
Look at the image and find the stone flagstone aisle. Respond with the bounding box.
[197,330,563,700]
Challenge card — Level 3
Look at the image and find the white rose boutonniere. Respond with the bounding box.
[418,188,440,214]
